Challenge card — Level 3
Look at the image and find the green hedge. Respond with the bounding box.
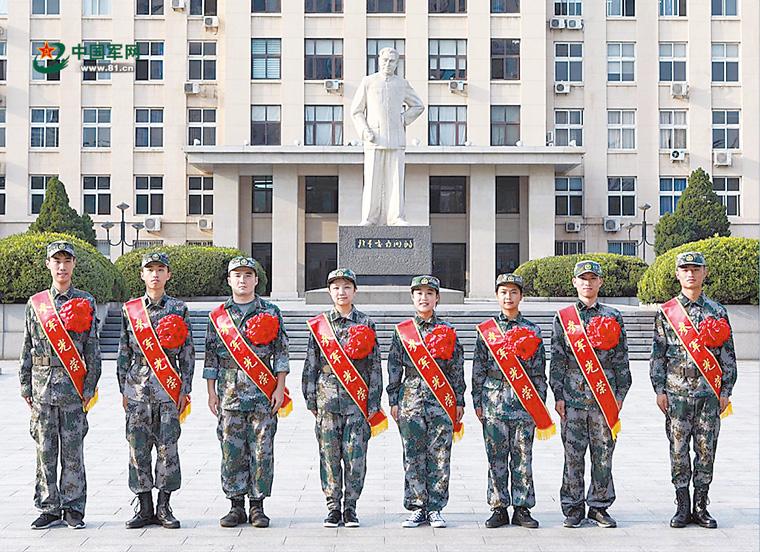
[514,253,648,297]
[0,232,126,304]
[115,245,269,298]
[638,237,759,305]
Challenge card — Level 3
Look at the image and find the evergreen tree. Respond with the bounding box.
[28,177,97,245]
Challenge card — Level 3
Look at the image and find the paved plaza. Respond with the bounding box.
[1,359,757,552]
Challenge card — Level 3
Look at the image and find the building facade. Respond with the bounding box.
[1,0,757,298]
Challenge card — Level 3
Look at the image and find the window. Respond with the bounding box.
[432,243,466,292]
[554,109,583,146]
[608,241,637,256]
[712,177,740,216]
[496,176,520,214]
[252,176,273,213]
[188,108,216,146]
[0,41,5,81]
[491,39,520,80]
[607,0,635,16]
[367,39,405,76]
[304,105,342,145]
[188,41,216,81]
[83,0,110,15]
[607,176,636,216]
[136,0,163,15]
[607,109,636,150]
[659,0,686,16]
[30,175,57,214]
[491,105,520,146]
[305,0,342,12]
[429,106,467,146]
[190,0,216,15]
[711,43,739,82]
[82,176,111,215]
[188,176,214,215]
[83,108,111,148]
[251,243,272,295]
[0,0,6,14]
[496,243,520,275]
[252,39,281,79]
[0,176,4,215]
[135,176,164,215]
[135,108,163,148]
[135,41,164,81]
[0,108,5,148]
[30,107,59,148]
[305,243,337,291]
[368,0,404,12]
[32,0,59,15]
[555,240,584,255]
[712,110,740,149]
[554,43,583,82]
[659,176,687,215]
[659,42,686,81]
[430,176,466,214]
[492,0,519,13]
[555,0,582,16]
[712,0,737,16]
[659,110,687,150]
[305,176,338,213]
[305,39,343,80]
[251,105,281,145]
[555,176,583,216]
[31,40,62,81]
[429,39,466,80]
[429,0,466,13]
[82,42,114,81]
[251,0,280,12]
[607,43,635,82]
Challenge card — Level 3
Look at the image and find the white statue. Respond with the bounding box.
[351,48,424,226]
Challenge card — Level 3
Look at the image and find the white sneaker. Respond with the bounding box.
[401,509,427,528]
[428,510,447,528]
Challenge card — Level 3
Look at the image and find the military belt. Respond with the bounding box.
[487,369,505,379]
[671,364,698,378]
[32,355,63,367]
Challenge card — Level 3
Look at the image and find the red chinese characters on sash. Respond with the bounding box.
[558,306,621,439]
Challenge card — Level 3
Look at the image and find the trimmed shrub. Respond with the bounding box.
[638,237,759,305]
[0,232,125,304]
[514,253,648,298]
[27,177,97,245]
[115,245,269,298]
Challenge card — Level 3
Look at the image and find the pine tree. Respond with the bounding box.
[28,177,97,245]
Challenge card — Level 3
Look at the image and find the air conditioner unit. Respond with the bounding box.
[670,82,689,98]
[144,216,162,232]
[324,79,343,93]
[554,82,571,94]
[603,218,621,232]
[448,80,467,93]
[546,131,554,146]
[0,96,6,108]
[566,18,583,29]
[204,16,219,28]
[713,151,733,166]
[0,27,6,38]
[184,82,200,94]
[565,221,581,233]
[670,149,687,161]
[197,217,213,231]
[549,18,566,29]
[171,0,186,9]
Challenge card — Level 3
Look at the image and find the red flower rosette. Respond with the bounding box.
[244,313,280,346]
[156,314,189,350]
[502,326,542,361]
[424,324,457,360]
[59,298,93,333]
[586,316,621,351]
[698,317,731,348]
[344,324,376,360]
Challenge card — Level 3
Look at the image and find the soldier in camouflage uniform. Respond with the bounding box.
[472,274,546,529]
[387,275,465,529]
[204,256,289,528]
[650,252,736,529]
[20,241,102,530]
[118,252,195,529]
[302,268,383,528]
[550,260,631,529]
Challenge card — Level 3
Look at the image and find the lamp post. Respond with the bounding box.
[101,202,145,256]
[637,203,654,262]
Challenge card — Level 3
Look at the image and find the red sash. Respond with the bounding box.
[476,318,555,440]
[660,298,733,418]
[209,304,292,417]
[124,298,191,422]
[307,313,388,436]
[30,291,97,411]
[558,305,621,439]
[396,319,464,441]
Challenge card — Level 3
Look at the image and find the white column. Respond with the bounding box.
[528,166,555,259]
[468,165,496,298]
[271,165,300,299]
[212,165,241,249]
[520,0,548,146]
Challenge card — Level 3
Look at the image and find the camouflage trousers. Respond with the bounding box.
[30,401,89,515]
[125,399,181,494]
[665,393,721,489]
[314,410,371,511]
[217,408,278,500]
[560,406,616,515]
[482,417,536,509]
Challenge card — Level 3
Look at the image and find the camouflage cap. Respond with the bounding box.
[327,268,357,286]
[141,252,170,268]
[46,241,76,258]
[573,260,603,277]
[410,275,440,291]
[676,251,706,268]
[227,256,258,273]
[495,273,524,291]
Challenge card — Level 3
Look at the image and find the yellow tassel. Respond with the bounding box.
[84,388,98,412]
[179,400,191,424]
[610,419,622,441]
[536,423,556,441]
[720,401,733,419]
[453,424,465,443]
[278,399,293,418]
[370,417,388,438]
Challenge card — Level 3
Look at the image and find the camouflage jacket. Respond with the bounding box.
[386,313,466,408]
[472,313,548,421]
[117,294,195,403]
[302,307,383,415]
[203,296,289,413]
[550,301,632,410]
[650,292,737,398]
[19,286,102,405]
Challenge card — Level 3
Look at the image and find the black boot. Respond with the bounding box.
[220,498,247,528]
[670,487,691,528]
[249,499,270,528]
[693,487,717,529]
[511,506,539,528]
[485,507,510,528]
[155,491,180,529]
[125,492,155,529]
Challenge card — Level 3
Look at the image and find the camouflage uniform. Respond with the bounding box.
[203,296,289,501]
[387,313,465,512]
[472,313,547,510]
[117,293,195,494]
[302,306,382,512]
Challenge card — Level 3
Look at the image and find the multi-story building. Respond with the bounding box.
[1,0,757,299]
